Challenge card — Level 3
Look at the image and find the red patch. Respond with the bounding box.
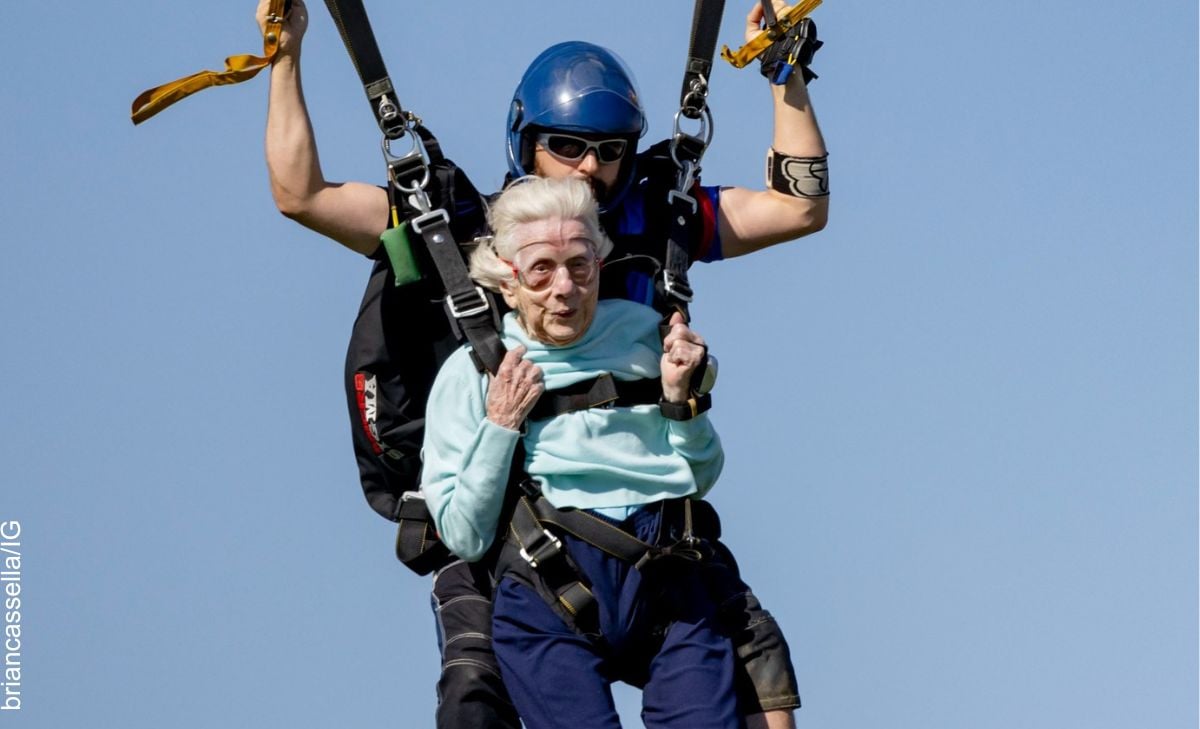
[692,183,718,261]
[354,372,383,455]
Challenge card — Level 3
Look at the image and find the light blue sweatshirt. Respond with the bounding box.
[421,299,723,562]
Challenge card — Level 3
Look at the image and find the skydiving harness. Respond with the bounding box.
[493,368,718,638]
[499,481,718,640]
[329,0,728,594]
[486,1,726,636]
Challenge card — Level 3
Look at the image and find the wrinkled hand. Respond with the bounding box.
[486,346,545,431]
[746,0,788,42]
[661,312,707,403]
[257,0,308,58]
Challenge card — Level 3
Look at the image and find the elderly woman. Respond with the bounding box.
[421,176,741,729]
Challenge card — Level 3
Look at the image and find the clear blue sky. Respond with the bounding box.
[1,1,1196,727]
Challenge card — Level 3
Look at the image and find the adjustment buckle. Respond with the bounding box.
[445,286,491,319]
[519,528,563,569]
[668,188,698,215]
[659,270,694,304]
[410,208,450,235]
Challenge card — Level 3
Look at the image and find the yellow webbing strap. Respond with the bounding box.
[130,0,287,125]
[720,0,822,69]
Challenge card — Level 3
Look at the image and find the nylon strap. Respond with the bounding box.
[679,0,727,118]
[660,0,725,320]
[526,374,662,422]
[393,494,452,576]
[408,211,507,375]
[320,0,506,372]
[658,190,698,322]
[321,0,407,139]
[520,490,706,569]
[499,483,709,636]
[525,497,656,563]
[505,500,602,636]
[130,0,287,125]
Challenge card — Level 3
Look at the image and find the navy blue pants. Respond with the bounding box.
[491,507,745,729]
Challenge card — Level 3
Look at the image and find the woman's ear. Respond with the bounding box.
[499,280,520,310]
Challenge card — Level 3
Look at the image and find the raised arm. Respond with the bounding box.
[258,0,389,256]
[718,1,830,259]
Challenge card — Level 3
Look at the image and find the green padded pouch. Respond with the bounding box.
[380,222,424,287]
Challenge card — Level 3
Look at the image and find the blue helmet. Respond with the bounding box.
[506,41,647,205]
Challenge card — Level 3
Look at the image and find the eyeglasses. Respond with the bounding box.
[535,132,629,165]
[502,251,602,292]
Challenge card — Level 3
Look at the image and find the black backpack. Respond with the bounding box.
[343,128,495,574]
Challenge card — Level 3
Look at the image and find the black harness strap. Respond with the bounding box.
[658,0,726,323]
[322,0,407,139]
[680,0,728,119]
[322,0,506,375]
[529,496,706,567]
[502,487,709,637]
[408,208,506,374]
[394,492,452,575]
[526,374,662,422]
[504,497,602,637]
[760,0,780,29]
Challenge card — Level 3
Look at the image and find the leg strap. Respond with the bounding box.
[497,488,713,638]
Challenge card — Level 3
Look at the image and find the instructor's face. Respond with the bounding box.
[532,138,622,202]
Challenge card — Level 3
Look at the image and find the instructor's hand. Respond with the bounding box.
[486,346,545,431]
[257,0,308,58]
[745,0,795,41]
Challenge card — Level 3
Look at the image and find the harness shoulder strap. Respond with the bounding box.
[526,374,662,422]
[323,0,507,373]
[322,0,408,138]
[652,0,726,320]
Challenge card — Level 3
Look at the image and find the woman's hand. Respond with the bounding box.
[486,346,545,431]
[257,0,308,58]
[661,312,707,404]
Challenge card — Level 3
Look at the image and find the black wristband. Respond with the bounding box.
[659,393,713,421]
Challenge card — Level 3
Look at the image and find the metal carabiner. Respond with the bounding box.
[382,114,433,206]
[376,93,400,125]
[670,105,713,171]
[679,74,710,121]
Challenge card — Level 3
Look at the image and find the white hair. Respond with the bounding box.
[469,176,614,292]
